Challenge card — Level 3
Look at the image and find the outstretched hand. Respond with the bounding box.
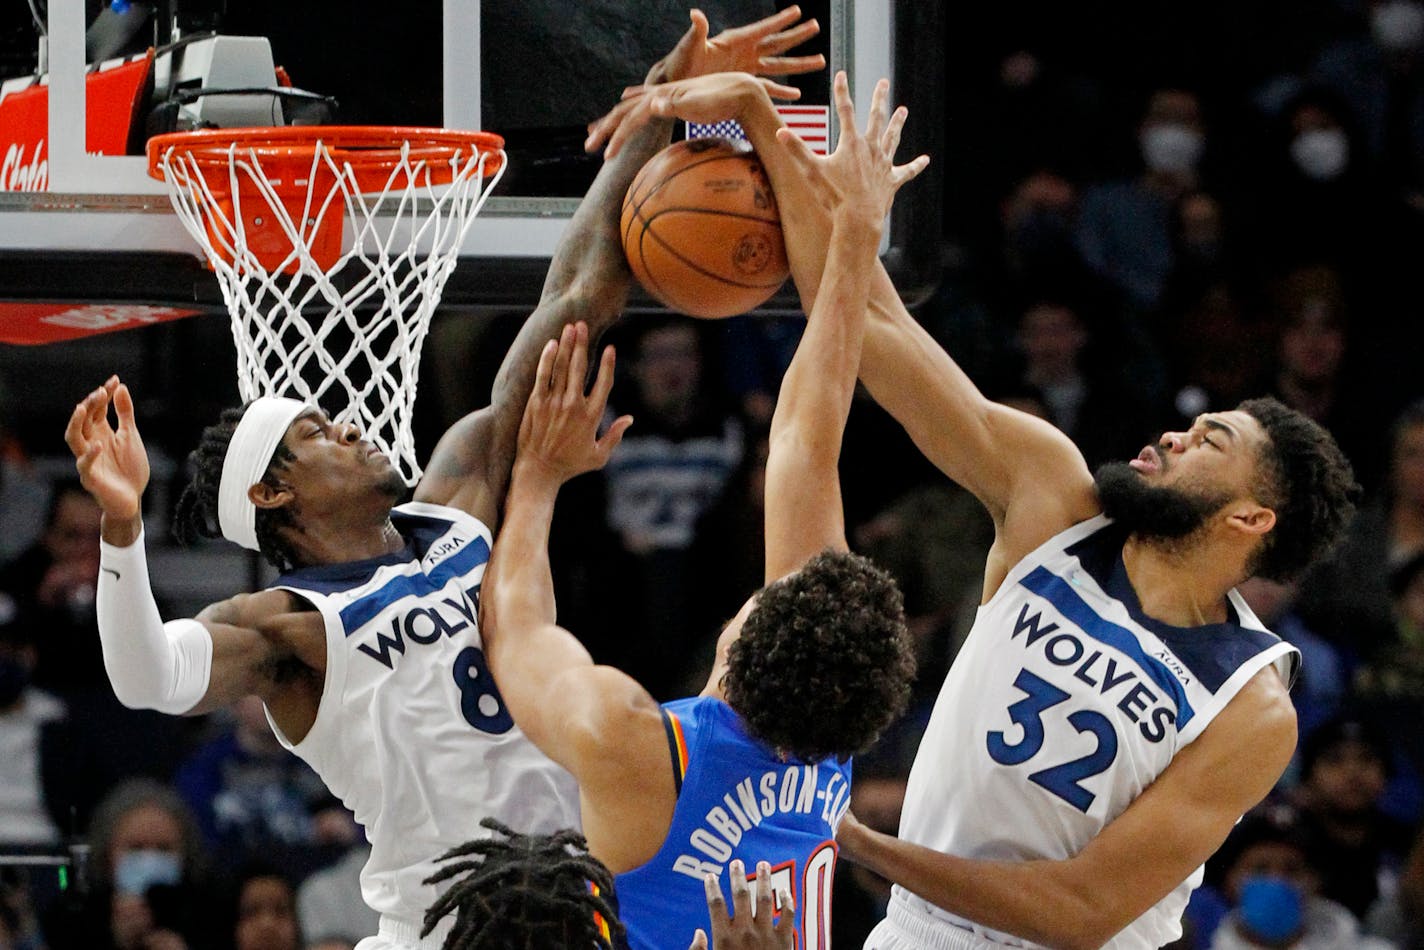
[515,322,632,487]
[593,72,800,158]
[588,4,825,155]
[63,376,149,523]
[776,71,930,223]
[652,6,824,86]
[689,860,795,950]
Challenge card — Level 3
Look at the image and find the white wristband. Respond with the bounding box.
[97,528,213,714]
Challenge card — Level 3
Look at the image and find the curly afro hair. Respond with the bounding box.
[723,550,914,763]
[1238,397,1360,582]
[172,405,301,572]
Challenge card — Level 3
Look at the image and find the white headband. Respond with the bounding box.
[218,396,310,552]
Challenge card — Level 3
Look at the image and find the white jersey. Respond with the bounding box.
[265,502,581,928]
[894,516,1299,949]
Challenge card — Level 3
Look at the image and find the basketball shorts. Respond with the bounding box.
[354,914,452,950]
[865,891,1029,950]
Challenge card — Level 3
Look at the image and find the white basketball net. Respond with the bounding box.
[156,137,505,485]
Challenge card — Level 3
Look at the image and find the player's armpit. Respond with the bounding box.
[839,666,1296,950]
[187,590,323,727]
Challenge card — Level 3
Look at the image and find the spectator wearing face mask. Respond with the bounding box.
[1205,804,1396,950]
[1248,87,1384,279]
[44,779,226,950]
[1075,88,1212,312]
[1314,0,1424,200]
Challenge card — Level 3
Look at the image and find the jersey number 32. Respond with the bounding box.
[986,668,1119,812]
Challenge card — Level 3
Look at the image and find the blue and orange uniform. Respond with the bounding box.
[614,695,852,949]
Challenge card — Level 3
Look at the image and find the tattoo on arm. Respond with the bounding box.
[479,117,679,502]
[489,115,677,412]
[258,651,319,687]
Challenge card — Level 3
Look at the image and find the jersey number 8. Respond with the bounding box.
[451,646,514,734]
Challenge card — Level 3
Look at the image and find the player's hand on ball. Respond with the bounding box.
[651,6,825,86]
[775,71,930,223]
[515,322,632,486]
[690,861,795,950]
[590,73,799,158]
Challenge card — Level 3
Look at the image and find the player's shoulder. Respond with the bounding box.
[199,587,305,627]
[393,499,495,546]
[412,406,503,513]
[1230,663,1296,727]
[1201,664,1297,766]
[394,499,492,532]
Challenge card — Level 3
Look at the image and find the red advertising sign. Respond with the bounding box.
[0,51,154,192]
[0,302,202,344]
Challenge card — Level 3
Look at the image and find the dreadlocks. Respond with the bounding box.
[171,405,302,572]
[422,818,623,950]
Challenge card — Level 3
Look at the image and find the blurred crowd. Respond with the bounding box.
[4,0,1424,947]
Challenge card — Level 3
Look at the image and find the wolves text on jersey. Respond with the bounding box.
[355,586,480,669]
[1008,602,1176,743]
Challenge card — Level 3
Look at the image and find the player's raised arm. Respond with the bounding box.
[416,6,825,528]
[762,73,926,583]
[481,323,678,871]
[64,378,323,726]
[481,323,637,766]
[595,72,1099,593]
[716,79,1097,574]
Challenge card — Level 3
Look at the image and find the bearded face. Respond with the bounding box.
[1094,456,1234,540]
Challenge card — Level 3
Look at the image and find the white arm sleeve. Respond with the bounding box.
[96,528,213,714]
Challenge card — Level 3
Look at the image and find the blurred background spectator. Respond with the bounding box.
[1075,88,1211,313]
[1203,803,1395,949]
[231,864,303,950]
[295,842,378,950]
[44,779,225,950]
[0,624,63,852]
[1298,402,1424,668]
[1292,716,1415,920]
[174,696,356,880]
[593,317,745,698]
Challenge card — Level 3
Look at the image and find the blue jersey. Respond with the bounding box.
[614,696,851,949]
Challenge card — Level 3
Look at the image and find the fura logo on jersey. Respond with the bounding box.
[2,142,47,191]
[356,588,479,669]
[1009,603,1176,743]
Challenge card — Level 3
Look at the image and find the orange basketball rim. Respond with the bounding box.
[147,126,505,273]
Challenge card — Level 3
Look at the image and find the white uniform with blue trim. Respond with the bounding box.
[874,515,1299,950]
[264,502,581,946]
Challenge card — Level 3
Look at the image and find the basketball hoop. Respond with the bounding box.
[147,126,506,485]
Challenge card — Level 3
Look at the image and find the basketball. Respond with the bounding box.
[621,137,789,319]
